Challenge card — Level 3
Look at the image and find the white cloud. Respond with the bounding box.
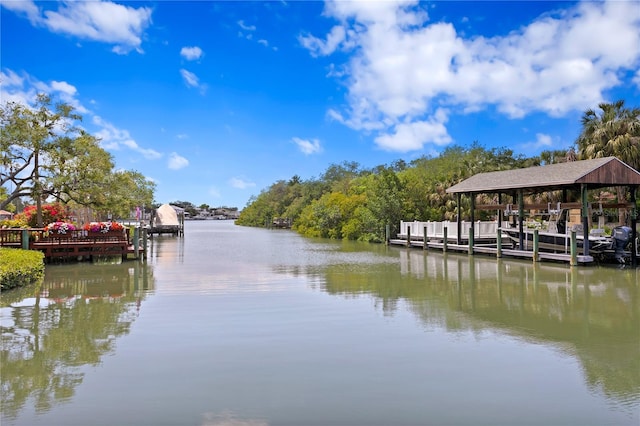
[298,25,346,57]
[179,69,208,94]
[0,0,40,23]
[237,20,256,31]
[518,133,555,154]
[180,46,203,61]
[168,152,189,170]
[1,68,164,162]
[92,115,162,160]
[375,109,451,152]
[236,20,276,50]
[302,0,640,152]
[180,69,199,88]
[1,69,88,114]
[534,133,553,148]
[2,0,153,54]
[292,137,322,155]
[229,177,256,189]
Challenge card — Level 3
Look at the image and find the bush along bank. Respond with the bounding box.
[0,248,45,291]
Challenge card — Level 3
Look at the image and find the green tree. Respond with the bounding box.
[97,170,155,219]
[576,100,640,223]
[576,100,640,171]
[1,95,82,225]
[1,95,155,225]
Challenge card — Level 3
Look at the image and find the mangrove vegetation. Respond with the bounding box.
[237,100,640,241]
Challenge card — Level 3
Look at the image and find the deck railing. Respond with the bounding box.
[0,228,135,260]
[398,220,499,241]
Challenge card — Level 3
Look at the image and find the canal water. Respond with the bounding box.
[1,220,638,426]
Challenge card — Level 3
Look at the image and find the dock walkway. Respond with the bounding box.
[389,220,599,265]
[389,238,594,264]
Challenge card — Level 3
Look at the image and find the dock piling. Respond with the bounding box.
[570,231,578,266]
[443,227,448,252]
[133,227,140,259]
[423,226,428,251]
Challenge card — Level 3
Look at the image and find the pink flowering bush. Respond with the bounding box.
[83,221,125,233]
[44,221,77,235]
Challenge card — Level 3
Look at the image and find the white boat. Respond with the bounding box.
[502,208,634,262]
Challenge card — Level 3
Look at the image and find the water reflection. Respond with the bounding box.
[320,249,639,409]
[0,262,153,421]
[2,221,637,425]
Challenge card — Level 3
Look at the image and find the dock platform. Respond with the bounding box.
[388,238,594,264]
[0,228,146,262]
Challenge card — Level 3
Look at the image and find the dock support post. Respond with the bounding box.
[443,227,448,252]
[468,226,474,255]
[385,224,390,246]
[533,229,539,262]
[133,227,140,259]
[570,231,578,266]
[406,226,411,247]
[142,228,148,260]
[456,193,462,245]
[423,226,428,251]
[581,184,590,256]
[630,187,637,267]
[21,229,29,250]
[496,228,502,258]
[518,191,525,250]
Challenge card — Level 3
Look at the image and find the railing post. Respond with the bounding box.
[496,228,502,258]
[533,229,539,262]
[443,227,448,252]
[21,229,29,250]
[570,231,578,266]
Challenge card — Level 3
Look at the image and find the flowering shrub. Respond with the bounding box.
[83,221,125,233]
[44,221,77,235]
[16,203,70,227]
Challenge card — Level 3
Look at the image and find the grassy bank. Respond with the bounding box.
[0,248,45,291]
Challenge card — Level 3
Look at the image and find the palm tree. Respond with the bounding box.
[576,100,640,170]
[576,100,640,224]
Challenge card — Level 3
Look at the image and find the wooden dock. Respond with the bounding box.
[0,228,146,262]
[388,220,605,265]
[389,238,594,264]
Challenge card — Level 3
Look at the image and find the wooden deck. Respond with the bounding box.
[0,228,145,261]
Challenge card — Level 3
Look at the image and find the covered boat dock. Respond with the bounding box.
[391,157,640,266]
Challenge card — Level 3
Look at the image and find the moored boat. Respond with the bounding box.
[502,209,635,263]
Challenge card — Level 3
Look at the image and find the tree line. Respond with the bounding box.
[237,100,639,242]
[1,94,155,226]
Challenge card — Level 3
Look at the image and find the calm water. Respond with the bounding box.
[1,220,638,426]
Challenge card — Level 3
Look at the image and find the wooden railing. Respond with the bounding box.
[398,220,499,241]
[0,228,135,260]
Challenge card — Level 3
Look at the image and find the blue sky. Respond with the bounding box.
[2,0,639,209]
